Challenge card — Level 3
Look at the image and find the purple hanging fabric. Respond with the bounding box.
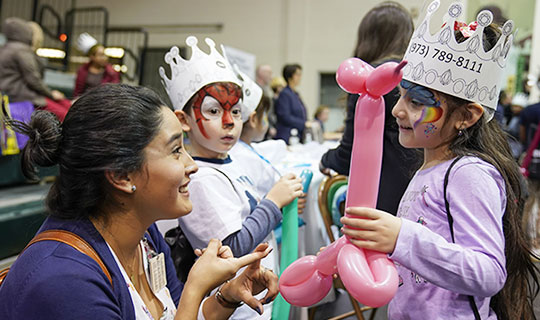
[8,101,34,149]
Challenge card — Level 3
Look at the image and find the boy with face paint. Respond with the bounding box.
[161,37,303,319]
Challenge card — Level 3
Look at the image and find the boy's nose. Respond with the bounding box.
[222,111,234,126]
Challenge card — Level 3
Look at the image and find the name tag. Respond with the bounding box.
[149,252,167,293]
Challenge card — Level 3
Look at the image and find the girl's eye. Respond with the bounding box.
[411,99,424,107]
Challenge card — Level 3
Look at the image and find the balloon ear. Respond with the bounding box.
[335,58,373,94]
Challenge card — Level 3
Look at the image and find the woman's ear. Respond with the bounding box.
[455,102,484,130]
[175,110,192,132]
[104,170,133,194]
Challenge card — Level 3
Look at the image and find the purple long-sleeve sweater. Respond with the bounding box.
[388,156,506,319]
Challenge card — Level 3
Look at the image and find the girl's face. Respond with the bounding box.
[185,83,243,158]
[130,107,198,221]
[392,80,454,150]
[90,46,108,67]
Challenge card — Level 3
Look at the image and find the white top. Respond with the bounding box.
[229,141,281,197]
[108,241,177,320]
[180,157,277,319]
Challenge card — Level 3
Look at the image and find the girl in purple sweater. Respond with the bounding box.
[341,2,538,319]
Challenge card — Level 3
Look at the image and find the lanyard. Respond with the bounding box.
[239,141,282,177]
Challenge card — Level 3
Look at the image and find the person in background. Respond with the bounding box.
[256,65,277,139]
[319,2,417,215]
[0,17,70,121]
[313,105,330,133]
[74,32,120,97]
[274,64,307,144]
[0,84,278,320]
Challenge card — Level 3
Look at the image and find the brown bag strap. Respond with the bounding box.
[0,229,113,288]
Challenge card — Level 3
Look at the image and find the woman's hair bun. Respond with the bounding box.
[21,110,62,179]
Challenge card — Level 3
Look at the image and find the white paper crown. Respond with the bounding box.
[159,36,242,111]
[402,0,515,111]
[76,32,98,55]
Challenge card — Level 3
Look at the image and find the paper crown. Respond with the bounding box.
[76,32,98,55]
[221,47,263,122]
[402,0,515,111]
[159,36,242,111]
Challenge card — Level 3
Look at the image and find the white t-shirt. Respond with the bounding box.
[179,156,278,320]
[229,141,281,197]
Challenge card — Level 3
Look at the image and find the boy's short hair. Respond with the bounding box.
[250,95,271,124]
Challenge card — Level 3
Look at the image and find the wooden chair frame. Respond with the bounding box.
[308,175,377,320]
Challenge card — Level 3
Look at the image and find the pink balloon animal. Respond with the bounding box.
[279,58,407,308]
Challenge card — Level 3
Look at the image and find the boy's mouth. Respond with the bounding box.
[221,135,235,142]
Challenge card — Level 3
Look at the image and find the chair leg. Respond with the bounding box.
[308,306,317,320]
[368,308,378,320]
[348,295,365,320]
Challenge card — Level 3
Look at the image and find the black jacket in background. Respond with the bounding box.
[321,83,418,216]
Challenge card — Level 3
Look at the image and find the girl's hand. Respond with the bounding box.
[218,243,278,315]
[340,207,402,254]
[186,239,272,294]
[266,173,303,208]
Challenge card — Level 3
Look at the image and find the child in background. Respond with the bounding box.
[341,2,539,319]
[160,36,303,319]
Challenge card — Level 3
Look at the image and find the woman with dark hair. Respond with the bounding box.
[320,1,418,215]
[0,84,278,320]
[274,64,307,143]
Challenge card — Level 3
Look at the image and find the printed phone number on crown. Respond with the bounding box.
[409,42,483,74]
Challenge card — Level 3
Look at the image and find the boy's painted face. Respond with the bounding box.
[186,82,243,157]
[392,80,447,149]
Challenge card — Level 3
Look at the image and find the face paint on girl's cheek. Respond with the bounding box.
[424,123,437,138]
[413,106,444,128]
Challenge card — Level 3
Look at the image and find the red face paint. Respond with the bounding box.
[191,83,242,138]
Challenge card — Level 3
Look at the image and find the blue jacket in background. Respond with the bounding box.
[0,216,183,320]
[274,86,307,143]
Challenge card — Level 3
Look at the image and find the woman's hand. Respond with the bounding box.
[319,161,332,176]
[266,173,303,208]
[218,243,278,315]
[186,239,272,295]
[340,207,402,254]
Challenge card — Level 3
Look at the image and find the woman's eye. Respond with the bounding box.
[173,146,182,155]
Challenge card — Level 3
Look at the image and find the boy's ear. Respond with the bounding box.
[456,102,484,130]
[175,110,192,132]
[104,170,134,194]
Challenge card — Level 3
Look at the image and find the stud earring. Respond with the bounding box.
[458,130,463,136]
[131,185,137,192]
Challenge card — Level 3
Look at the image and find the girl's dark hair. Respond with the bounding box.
[7,84,166,220]
[254,95,271,123]
[440,25,539,320]
[282,64,302,84]
[354,1,413,65]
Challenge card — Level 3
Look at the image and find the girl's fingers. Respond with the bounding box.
[341,228,378,241]
[340,217,377,230]
[345,207,380,219]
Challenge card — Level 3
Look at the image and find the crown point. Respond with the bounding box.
[427,1,439,14]
[477,11,493,27]
[164,52,174,64]
[448,3,462,18]
[186,36,198,47]
[205,38,216,48]
[502,21,514,36]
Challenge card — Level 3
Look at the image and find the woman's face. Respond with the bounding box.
[130,107,198,221]
[290,69,302,87]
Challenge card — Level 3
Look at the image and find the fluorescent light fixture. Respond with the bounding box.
[36,48,66,59]
[105,47,125,58]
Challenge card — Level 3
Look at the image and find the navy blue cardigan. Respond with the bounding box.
[274,86,307,143]
[0,216,183,319]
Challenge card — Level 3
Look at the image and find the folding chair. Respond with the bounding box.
[308,175,377,320]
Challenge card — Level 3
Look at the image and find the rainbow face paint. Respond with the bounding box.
[401,80,443,128]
